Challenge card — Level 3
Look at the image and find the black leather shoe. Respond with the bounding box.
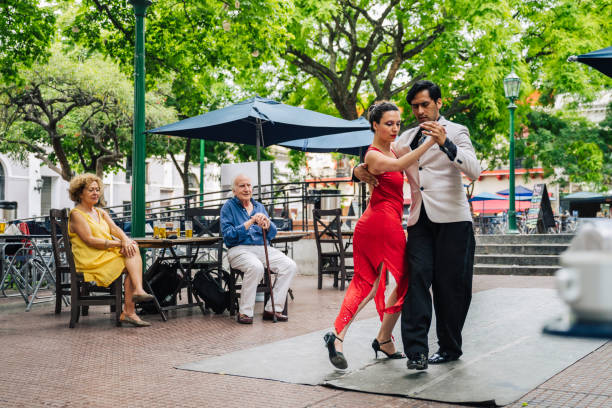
[263,311,288,322]
[237,314,253,324]
[406,352,428,370]
[428,351,459,364]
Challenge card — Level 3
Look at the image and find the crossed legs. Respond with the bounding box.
[120,251,149,322]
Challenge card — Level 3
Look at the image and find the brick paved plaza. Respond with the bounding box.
[1,274,610,408]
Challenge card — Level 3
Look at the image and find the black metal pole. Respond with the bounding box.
[256,119,262,201]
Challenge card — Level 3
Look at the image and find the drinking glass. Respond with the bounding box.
[159,221,167,239]
[184,220,193,238]
[173,220,181,237]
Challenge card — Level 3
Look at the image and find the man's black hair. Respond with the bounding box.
[406,80,442,104]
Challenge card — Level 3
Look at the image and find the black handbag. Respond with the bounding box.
[192,270,230,314]
[140,261,181,314]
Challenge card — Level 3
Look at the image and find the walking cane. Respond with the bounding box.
[262,227,277,323]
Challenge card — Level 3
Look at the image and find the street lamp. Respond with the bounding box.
[129,0,152,243]
[503,68,521,234]
[34,178,44,193]
[129,0,152,275]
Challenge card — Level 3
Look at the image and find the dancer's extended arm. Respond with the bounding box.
[365,136,436,175]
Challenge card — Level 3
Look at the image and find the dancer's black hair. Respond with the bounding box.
[367,101,399,132]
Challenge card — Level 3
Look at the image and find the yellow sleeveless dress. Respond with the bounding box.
[68,208,125,287]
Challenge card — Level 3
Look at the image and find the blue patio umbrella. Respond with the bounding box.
[496,185,532,196]
[278,118,373,156]
[470,192,508,202]
[148,96,369,196]
[568,46,612,78]
[497,185,533,201]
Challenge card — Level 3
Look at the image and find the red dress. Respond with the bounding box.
[334,146,409,334]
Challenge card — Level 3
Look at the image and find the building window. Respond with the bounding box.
[188,173,199,193]
[122,201,131,218]
[0,163,4,201]
[40,177,53,217]
[125,157,132,183]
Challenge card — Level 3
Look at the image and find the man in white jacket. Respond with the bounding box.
[354,80,481,370]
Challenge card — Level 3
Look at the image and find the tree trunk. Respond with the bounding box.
[49,131,74,181]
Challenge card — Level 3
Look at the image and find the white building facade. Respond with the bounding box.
[0,153,222,220]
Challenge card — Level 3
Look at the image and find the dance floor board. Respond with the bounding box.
[178,316,401,385]
[177,289,606,406]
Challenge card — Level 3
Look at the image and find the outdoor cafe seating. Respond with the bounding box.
[185,207,225,279]
[312,208,354,291]
[4,200,304,325]
[49,208,122,328]
[137,207,302,320]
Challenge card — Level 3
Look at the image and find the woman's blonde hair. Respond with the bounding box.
[68,173,104,204]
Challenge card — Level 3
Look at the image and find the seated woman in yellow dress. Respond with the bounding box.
[68,173,154,327]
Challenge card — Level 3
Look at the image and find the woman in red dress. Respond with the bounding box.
[324,101,439,369]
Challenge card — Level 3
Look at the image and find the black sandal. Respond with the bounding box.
[372,338,405,359]
[323,332,348,369]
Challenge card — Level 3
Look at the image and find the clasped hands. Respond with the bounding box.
[354,121,447,186]
[419,121,446,146]
[250,213,271,230]
[120,239,138,257]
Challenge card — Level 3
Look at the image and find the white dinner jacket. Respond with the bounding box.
[392,116,481,226]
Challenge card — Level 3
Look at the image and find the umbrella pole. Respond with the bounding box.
[256,119,262,201]
[358,147,365,215]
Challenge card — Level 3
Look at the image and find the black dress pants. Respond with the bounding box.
[401,205,475,358]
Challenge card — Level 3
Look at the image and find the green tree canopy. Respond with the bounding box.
[518,104,612,190]
[0,0,55,81]
[64,0,291,117]
[284,0,611,168]
[64,0,293,173]
[46,0,612,183]
[0,46,177,180]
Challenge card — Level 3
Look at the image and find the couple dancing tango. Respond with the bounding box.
[324,80,481,371]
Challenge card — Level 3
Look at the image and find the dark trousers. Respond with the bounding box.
[401,205,475,358]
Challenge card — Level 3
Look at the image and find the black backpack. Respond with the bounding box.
[192,269,231,314]
[140,261,181,314]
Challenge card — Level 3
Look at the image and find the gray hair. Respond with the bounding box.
[231,174,251,191]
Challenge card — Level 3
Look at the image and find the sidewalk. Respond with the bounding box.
[0,275,609,408]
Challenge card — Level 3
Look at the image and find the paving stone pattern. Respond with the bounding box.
[0,275,609,408]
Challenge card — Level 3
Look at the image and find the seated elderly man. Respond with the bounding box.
[220,174,297,324]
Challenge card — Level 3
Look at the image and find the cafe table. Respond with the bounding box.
[270,231,308,244]
[134,236,222,321]
[270,231,308,257]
